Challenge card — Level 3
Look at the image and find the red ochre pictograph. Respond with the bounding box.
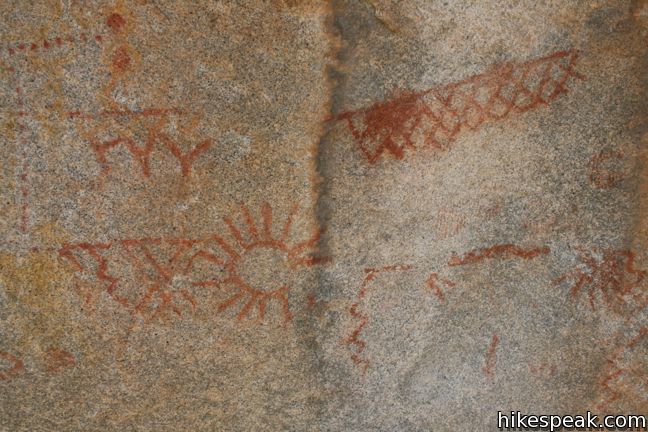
[333,50,583,164]
[425,272,456,303]
[528,362,557,377]
[106,13,127,34]
[3,32,105,58]
[70,109,212,181]
[420,244,549,307]
[0,351,25,381]
[121,238,199,322]
[553,248,646,312]
[102,11,134,100]
[59,204,329,325]
[67,108,184,119]
[596,325,648,411]
[483,333,500,378]
[588,150,629,189]
[59,238,199,324]
[14,84,30,233]
[343,264,414,375]
[192,203,330,323]
[448,243,550,266]
[44,347,76,374]
[4,22,112,235]
[0,348,78,377]
[433,207,467,240]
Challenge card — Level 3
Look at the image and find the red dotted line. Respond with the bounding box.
[5,33,105,57]
[14,84,30,233]
[4,16,117,237]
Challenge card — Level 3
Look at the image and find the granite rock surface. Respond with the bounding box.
[0,1,646,431]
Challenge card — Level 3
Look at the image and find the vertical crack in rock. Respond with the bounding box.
[302,0,346,422]
[313,0,345,299]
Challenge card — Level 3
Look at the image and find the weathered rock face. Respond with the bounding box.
[0,1,646,430]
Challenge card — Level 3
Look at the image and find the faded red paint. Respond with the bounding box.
[58,242,126,307]
[6,30,107,234]
[44,347,76,373]
[68,108,183,119]
[448,244,550,266]
[588,150,628,189]
[13,83,30,233]
[20,184,28,232]
[528,362,557,377]
[433,207,467,240]
[343,264,414,374]
[483,333,499,377]
[522,215,559,236]
[425,272,456,303]
[4,33,104,58]
[112,45,131,71]
[554,248,646,311]
[596,325,647,411]
[334,50,584,164]
[0,351,25,381]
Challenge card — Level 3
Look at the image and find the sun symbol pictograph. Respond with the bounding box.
[192,203,329,323]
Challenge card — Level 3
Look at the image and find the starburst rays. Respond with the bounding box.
[192,202,329,323]
[554,247,646,312]
[59,202,329,326]
[120,238,198,323]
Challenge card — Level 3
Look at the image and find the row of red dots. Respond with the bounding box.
[6,34,105,56]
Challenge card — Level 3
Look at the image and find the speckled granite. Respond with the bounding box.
[1,1,646,431]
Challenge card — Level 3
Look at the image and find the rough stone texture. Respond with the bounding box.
[0,1,646,431]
